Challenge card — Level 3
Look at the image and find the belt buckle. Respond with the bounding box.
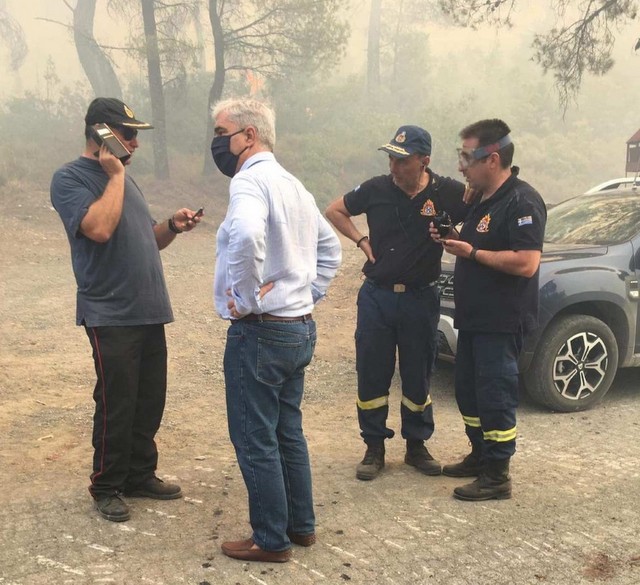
[393,284,406,293]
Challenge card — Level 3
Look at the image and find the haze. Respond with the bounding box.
[2,0,640,202]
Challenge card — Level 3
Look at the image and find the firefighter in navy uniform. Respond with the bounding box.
[433,119,546,500]
[326,125,469,480]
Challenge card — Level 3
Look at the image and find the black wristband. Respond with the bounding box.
[168,217,183,234]
[356,235,369,248]
[470,247,478,261]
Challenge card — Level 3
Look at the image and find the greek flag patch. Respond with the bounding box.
[517,215,533,227]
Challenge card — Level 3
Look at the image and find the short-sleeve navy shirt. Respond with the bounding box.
[50,157,174,327]
[344,171,467,285]
[453,168,546,334]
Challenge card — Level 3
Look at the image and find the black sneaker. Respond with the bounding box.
[356,443,385,481]
[404,441,442,476]
[124,476,182,500]
[95,494,130,522]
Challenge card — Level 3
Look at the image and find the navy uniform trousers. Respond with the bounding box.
[355,279,439,444]
[454,330,521,461]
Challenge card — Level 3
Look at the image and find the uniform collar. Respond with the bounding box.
[476,166,520,206]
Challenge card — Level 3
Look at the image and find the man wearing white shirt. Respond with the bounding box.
[211,98,341,563]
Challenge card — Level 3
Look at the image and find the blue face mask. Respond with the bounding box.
[211,129,247,178]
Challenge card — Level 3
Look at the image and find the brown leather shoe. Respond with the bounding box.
[221,538,291,563]
[287,531,316,547]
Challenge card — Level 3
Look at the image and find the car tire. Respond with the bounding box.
[523,315,619,412]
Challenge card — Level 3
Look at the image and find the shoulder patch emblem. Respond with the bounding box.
[420,199,436,216]
[517,215,533,226]
[395,131,407,143]
[476,214,491,233]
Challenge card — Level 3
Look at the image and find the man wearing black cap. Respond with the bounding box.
[50,98,202,522]
[326,125,469,480]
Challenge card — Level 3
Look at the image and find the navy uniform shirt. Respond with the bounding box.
[344,171,467,286]
[50,157,174,327]
[453,168,546,334]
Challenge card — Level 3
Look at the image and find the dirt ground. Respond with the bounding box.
[1,180,639,585]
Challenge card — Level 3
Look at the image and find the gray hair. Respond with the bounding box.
[212,97,276,150]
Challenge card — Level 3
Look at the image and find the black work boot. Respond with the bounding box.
[453,459,512,501]
[123,476,182,500]
[442,443,483,477]
[356,442,385,481]
[95,494,130,522]
[404,440,442,476]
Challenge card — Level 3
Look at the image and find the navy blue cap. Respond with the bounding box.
[378,125,432,158]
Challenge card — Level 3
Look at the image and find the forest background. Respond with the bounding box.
[1,0,640,207]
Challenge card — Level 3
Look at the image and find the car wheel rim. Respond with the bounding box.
[552,331,609,401]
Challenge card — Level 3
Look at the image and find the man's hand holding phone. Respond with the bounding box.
[440,238,473,259]
[97,144,126,177]
[170,207,204,233]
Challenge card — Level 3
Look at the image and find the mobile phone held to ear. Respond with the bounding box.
[90,123,131,163]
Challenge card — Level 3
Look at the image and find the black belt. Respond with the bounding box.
[240,313,313,323]
[366,278,437,293]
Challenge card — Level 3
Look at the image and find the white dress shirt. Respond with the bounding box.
[214,151,342,319]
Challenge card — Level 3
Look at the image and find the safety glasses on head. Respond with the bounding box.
[457,134,512,170]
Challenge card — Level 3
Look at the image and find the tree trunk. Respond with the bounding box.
[141,0,169,179]
[391,0,405,84]
[367,0,381,98]
[192,2,207,72]
[203,0,226,175]
[73,0,122,99]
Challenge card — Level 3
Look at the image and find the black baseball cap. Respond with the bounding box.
[85,97,153,129]
[378,125,432,158]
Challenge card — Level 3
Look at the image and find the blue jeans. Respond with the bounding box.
[223,319,317,552]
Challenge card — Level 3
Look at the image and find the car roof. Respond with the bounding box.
[559,187,640,205]
[584,177,640,194]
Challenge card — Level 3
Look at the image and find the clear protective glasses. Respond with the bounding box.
[456,148,486,170]
[456,134,512,170]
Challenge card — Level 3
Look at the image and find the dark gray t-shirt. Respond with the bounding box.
[50,157,174,327]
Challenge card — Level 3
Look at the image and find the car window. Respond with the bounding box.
[545,192,640,245]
